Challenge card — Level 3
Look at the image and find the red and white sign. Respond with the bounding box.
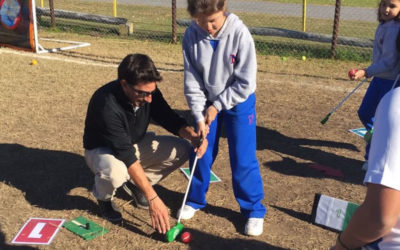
[11,218,65,245]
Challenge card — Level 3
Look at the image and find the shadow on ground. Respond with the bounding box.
[116,184,257,245]
[270,205,311,223]
[256,126,364,184]
[170,111,363,183]
[185,228,283,249]
[0,143,257,245]
[0,143,96,211]
[120,216,283,249]
[153,185,246,235]
[0,230,38,250]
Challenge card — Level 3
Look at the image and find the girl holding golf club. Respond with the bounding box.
[180,0,266,236]
[349,0,400,170]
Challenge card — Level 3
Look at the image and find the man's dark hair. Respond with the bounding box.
[118,54,162,85]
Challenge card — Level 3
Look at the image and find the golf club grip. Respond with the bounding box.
[328,78,368,114]
[177,155,199,223]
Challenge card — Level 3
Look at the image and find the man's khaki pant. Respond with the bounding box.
[84,132,191,201]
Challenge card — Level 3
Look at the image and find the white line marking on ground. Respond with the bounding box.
[0,48,118,68]
[0,47,174,72]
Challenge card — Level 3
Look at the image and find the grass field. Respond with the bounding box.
[35,0,375,62]
[36,0,377,36]
[37,0,380,9]
[0,32,371,249]
[258,0,379,7]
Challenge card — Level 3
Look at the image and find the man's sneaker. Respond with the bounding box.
[97,200,122,223]
[244,218,264,236]
[177,205,198,220]
[122,181,149,209]
[362,160,368,171]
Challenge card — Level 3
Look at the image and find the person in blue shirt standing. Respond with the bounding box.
[350,0,400,171]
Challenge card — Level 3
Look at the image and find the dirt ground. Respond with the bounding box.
[0,33,370,249]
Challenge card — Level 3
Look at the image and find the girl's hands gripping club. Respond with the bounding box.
[193,104,216,157]
[192,127,207,158]
[205,105,218,126]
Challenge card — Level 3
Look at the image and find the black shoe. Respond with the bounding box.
[97,200,122,223]
[122,181,149,209]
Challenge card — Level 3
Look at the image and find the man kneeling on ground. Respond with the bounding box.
[83,54,207,234]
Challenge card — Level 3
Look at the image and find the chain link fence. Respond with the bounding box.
[35,0,377,61]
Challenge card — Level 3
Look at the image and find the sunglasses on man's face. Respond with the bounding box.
[130,86,157,98]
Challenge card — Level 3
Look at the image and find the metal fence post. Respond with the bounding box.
[172,0,177,43]
[302,0,306,32]
[113,0,117,17]
[330,0,342,59]
[31,0,372,60]
[49,0,55,28]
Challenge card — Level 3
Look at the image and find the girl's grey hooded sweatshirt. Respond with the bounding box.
[366,20,400,80]
[183,13,257,123]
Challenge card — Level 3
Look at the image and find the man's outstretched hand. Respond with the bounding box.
[148,196,170,234]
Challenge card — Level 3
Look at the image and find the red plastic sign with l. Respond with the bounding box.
[11,218,65,245]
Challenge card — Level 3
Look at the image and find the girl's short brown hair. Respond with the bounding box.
[378,0,400,22]
[187,0,227,17]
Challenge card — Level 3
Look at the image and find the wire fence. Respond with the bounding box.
[35,0,377,61]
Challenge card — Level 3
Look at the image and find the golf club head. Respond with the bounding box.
[364,129,373,143]
[165,222,183,242]
[320,113,331,125]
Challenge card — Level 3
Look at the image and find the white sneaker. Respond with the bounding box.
[362,160,368,171]
[177,205,198,220]
[244,218,264,236]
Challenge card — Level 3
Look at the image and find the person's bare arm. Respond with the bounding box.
[127,161,170,234]
[334,183,400,249]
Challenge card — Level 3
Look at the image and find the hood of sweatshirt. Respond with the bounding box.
[190,13,242,40]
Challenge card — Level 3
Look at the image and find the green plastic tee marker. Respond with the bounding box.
[166,222,183,242]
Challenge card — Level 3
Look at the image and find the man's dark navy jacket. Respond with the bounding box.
[83,80,188,168]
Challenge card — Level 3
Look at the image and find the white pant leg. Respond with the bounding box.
[134,132,191,185]
[84,147,130,201]
[84,133,191,200]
